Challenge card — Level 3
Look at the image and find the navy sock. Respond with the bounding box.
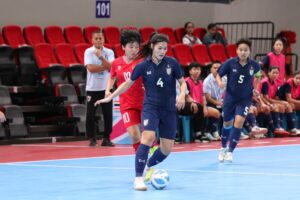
[279,113,284,127]
[228,127,242,152]
[287,112,296,129]
[247,113,256,127]
[256,113,265,127]
[267,114,275,130]
[204,118,212,133]
[147,148,168,168]
[272,112,280,128]
[221,125,232,148]
[210,117,219,132]
[135,144,150,177]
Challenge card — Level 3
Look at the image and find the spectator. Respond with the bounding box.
[182,22,202,46]
[203,23,227,46]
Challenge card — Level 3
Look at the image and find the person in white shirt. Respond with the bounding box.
[84,30,115,147]
[182,22,202,46]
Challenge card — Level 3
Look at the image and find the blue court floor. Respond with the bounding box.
[1,144,300,200]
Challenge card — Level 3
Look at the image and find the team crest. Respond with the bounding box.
[166,65,172,75]
[143,119,149,126]
[249,66,254,76]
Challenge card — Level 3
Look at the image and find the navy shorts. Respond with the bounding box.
[222,95,251,122]
[141,105,177,140]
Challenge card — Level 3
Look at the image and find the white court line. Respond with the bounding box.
[3,143,300,164]
[3,163,300,178]
[281,140,297,142]
[196,145,213,148]
[254,141,271,144]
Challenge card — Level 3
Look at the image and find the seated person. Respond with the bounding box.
[203,23,227,46]
[182,22,202,46]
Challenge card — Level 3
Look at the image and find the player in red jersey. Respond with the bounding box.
[105,30,144,151]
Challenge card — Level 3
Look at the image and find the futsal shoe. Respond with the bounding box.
[250,126,268,137]
[212,131,221,140]
[224,152,233,162]
[240,132,250,140]
[273,128,290,137]
[101,138,115,147]
[144,167,155,182]
[134,177,147,191]
[289,128,300,136]
[218,148,227,162]
[89,139,98,147]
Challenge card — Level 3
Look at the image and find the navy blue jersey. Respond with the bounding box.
[218,57,260,100]
[131,56,183,111]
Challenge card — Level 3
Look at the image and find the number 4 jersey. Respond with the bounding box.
[130,56,183,111]
[110,57,144,111]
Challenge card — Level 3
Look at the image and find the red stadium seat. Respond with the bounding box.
[191,44,212,66]
[74,43,91,64]
[34,43,67,85]
[226,44,237,58]
[158,27,177,45]
[194,27,207,40]
[173,44,194,67]
[45,26,66,45]
[84,25,101,44]
[24,25,45,46]
[113,44,124,58]
[0,31,6,45]
[139,26,156,42]
[208,44,228,63]
[175,27,185,43]
[64,26,86,45]
[3,25,27,48]
[103,26,120,45]
[166,44,174,57]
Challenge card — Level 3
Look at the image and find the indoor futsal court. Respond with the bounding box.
[1,138,300,200]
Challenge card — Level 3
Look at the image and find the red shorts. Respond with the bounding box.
[121,109,142,128]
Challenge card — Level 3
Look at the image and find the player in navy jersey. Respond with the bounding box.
[216,38,261,162]
[95,33,186,191]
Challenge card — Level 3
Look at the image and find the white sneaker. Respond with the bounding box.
[290,128,300,136]
[250,126,268,137]
[134,177,147,191]
[212,131,221,140]
[240,132,249,140]
[224,152,233,162]
[218,148,227,162]
[205,133,217,141]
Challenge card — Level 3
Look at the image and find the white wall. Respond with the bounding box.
[213,0,300,59]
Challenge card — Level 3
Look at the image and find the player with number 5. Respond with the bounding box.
[215,38,261,162]
[95,33,186,191]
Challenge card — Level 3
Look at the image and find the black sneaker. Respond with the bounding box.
[101,138,115,147]
[89,139,98,147]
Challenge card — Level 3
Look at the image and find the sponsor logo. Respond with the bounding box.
[143,119,149,126]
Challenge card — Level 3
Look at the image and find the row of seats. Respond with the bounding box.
[0,25,219,47]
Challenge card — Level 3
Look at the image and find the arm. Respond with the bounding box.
[253,71,261,97]
[215,74,225,88]
[94,79,134,105]
[176,77,187,110]
[86,48,113,73]
[205,93,223,107]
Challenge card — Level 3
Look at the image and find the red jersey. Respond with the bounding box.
[286,78,300,99]
[268,52,285,84]
[110,57,144,111]
[185,77,204,105]
[258,77,280,99]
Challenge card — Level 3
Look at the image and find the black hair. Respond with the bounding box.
[272,37,287,48]
[268,66,280,72]
[293,70,300,76]
[138,33,169,58]
[236,38,252,49]
[188,62,201,71]
[120,29,142,47]
[184,22,194,29]
[207,23,217,30]
[211,60,222,66]
[92,30,103,36]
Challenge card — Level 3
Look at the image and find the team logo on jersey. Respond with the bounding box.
[249,66,254,75]
[117,65,121,70]
[143,119,149,126]
[166,65,172,75]
[232,68,237,72]
[147,71,152,75]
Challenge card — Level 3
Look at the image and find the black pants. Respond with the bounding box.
[177,102,204,132]
[86,91,112,140]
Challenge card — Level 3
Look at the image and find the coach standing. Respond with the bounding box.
[84,30,115,147]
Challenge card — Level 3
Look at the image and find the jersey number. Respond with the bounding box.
[123,72,131,81]
[156,78,164,88]
[244,106,249,116]
[238,75,245,84]
[123,112,130,123]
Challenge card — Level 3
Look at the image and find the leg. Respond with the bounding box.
[100,96,114,146]
[86,91,101,146]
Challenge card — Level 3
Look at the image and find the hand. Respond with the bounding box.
[94,96,112,106]
[253,89,260,98]
[190,102,199,114]
[0,111,6,123]
[176,95,185,110]
[105,90,112,98]
[94,49,102,59]
[216,100,223,107]
[218,82,225,89]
